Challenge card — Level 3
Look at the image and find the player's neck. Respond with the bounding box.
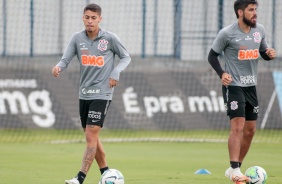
[238,21,251,33]
[86,29,99,40]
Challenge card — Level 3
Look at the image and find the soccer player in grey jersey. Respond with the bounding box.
[52,4,131,184]
[208,0,276,183]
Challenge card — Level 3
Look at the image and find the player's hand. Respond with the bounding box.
[266,48,276,60]
[52,66,61,77]
[109,78,118,88]
[221,72,232,86]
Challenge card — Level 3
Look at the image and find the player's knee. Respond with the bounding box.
[230,117,245,132]
[245,127,256,137]
[85,132,99,144]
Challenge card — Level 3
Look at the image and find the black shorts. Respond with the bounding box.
[222,85,259,120]
[79,99,111,128]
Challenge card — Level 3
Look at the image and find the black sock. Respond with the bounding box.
[239,162,242,168]
[100,166,109,175]
[230,161,239,169]
[76,171,86,184]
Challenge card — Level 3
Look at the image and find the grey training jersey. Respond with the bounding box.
[56,29,131,100]
[212,23,268,87]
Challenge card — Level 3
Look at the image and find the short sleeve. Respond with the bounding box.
[211,29,229,54]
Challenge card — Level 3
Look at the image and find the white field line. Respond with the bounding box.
[49,137,279,144]
[49,137,227,144]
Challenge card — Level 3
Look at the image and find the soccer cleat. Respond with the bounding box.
[225,167,233,179]
[232,175,249,183]
[234,182,246,184]
[231,173,249,183]
[225,167,249,183]
[65,177,80,184]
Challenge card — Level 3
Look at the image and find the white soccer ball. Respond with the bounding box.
[98,169,124,184]
[245,166,267,184]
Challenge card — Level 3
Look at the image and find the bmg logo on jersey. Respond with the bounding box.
[81,55,105,67]
[238,49,259,60]
[88,110,102,120]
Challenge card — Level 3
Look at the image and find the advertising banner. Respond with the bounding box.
[0,64,281,130]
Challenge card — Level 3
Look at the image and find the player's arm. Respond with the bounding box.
[52,34,77,77]
[259,25,276,61]
[260,48,276,60]
[208,28,232,85]
[109,33,131,87]
[208,49,232,86]
[208,49,225,78]
[208,26,231,78]
[52,66,61,77]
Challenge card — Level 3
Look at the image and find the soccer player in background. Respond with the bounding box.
[52,3,131,184]
[207,0,276,183]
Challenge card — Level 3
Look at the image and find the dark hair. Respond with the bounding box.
[83,3,102,15]
[234,0,258,18]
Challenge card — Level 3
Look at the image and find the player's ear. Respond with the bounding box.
[238,9,243,17]
[98,16,102,23]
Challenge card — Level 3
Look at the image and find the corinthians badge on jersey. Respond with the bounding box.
[98,39,108,51]
[253,32,261,43]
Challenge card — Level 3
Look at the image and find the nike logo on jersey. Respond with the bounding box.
[235,39,242,42]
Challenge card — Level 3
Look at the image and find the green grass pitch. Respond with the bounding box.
[1,130,282,184]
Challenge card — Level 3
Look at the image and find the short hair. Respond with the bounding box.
[234,0,258,18]
[83,3,102,16]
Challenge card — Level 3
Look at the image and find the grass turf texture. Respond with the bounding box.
[0,130,282,183]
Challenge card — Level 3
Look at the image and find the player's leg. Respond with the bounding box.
[223,86,249,183]
[239,92,258,164]
[228,117,245,162]
[66,100,110,184]
[81,125,101,174]
[239,120,256,164]
[83,99,111,171]
[222,86,245,164]
[89,100,111,176]
[66,125,101,184]
[95,137,109,174]
[65,100,90,184]
[226,117,250,183]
